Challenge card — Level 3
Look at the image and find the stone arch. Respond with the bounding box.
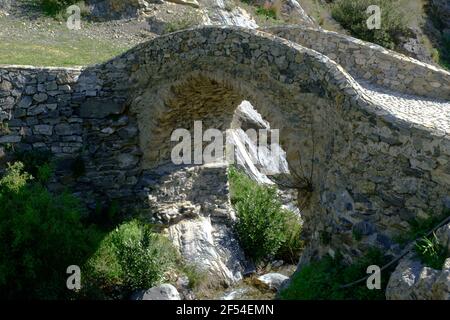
[104,27,447,259]
[114,27,375,258]
[1,26,448,260]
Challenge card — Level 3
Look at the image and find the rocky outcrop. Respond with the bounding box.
[167,215,246,285]
[199,0,258,29]
[131,284,181,300]
[255,273,289,291]
[140,163,249,286]
[86,0,152,21]
[229,101,289,184]
[386,222,450,300]
[386,255,450,300]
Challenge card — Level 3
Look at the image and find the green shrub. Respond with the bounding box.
[228,167,303,262]
[32,0,87,17]
[276,209,304,263]
[15,149,53,181]
[0,162,101,299]
[85,220,178,293]
[331,0,409,49]
[255,6,277,20]
[279,249,389,300]
[415,233,448,270]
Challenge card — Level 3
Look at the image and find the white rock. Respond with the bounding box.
[167,216,246,285]
[255,273,289,291]
[131,284,181,300]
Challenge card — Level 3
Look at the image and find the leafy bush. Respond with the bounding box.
[15,149,53,182]
[415,233,448,270]
[256,6,277,20]
[39,0,77,16]
[276,209,304,263]
[279,249,389,300]
[0,162,101,299]
[228,167,303,262]
[331,0,409,49]
[85,220,178,293]
[32,0,86,16]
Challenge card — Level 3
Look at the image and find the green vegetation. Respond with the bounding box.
[15,149,53,182]
[393,210,449,269]
[0,162,101,299]
[394,210,450,246]
[84,220,178,296]
[228,167,303,263]
[255,6,277,20]
[437,36,450,70]
[163,13,203,34]
[279,249,389,300]
[331,0,409,49]
[0,35,129,67]
[0,160,186,299]
[415,233,448,270]
[36,0,87,17]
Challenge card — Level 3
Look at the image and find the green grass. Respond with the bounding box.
[0,36,129,67]
[415,233,448,269]
[255,7,277,20]
[279,249,389,300]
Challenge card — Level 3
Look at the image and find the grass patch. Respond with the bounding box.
[163,12,203,34]
[255,7,277,20]
[415,233,448,270]
[228,167,303,263]
[279,249,389,300]
[0,36,129,67]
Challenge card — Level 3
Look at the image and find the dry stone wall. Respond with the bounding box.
[264,25,450,101]
[0,26,449,262]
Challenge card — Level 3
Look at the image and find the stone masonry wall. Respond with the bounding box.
[264,25,450,101]
[0,65,141,208]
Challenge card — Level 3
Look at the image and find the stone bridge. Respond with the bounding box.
[1,26,449,262]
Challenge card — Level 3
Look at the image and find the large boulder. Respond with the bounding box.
[131,284,181,300]
[255,273,289,291]
[386,222,450,300]
[167,215,247,286]
[199,0,258,29]
[86,0,152,21]
[386,255,450,300]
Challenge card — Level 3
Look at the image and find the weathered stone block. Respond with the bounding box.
[80,99,125,118]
